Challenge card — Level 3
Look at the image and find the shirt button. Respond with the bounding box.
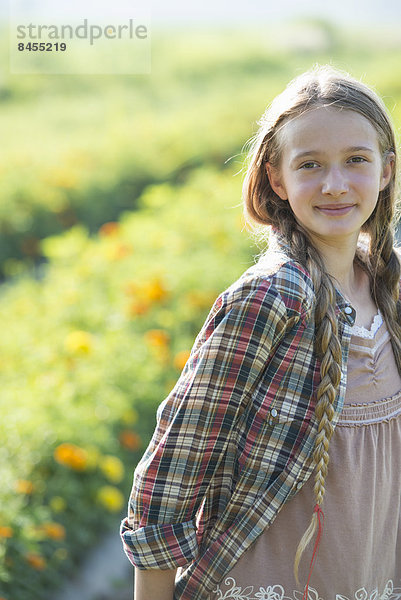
[271,408,278,418]
[343,305,356,325]
[296,481,303,490]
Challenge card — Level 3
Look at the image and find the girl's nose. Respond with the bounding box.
[321,166,349,196]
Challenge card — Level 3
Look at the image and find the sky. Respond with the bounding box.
[3,0,401,28]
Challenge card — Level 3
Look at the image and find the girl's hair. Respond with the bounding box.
[242,64,401,584]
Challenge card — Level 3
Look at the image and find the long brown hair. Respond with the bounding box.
[242,64,401,584]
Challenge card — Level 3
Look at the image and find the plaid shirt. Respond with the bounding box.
[120,250,360,599]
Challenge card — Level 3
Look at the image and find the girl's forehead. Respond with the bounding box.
[279,106,381,155]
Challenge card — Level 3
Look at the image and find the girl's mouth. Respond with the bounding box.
[316,205,355,216]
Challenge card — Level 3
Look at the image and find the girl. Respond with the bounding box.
[120,64,401,599]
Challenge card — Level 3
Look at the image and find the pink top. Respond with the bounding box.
[208,309,401,599]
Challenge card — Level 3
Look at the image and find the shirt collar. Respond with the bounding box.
[333,286,356,326]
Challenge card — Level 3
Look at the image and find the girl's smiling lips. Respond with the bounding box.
[315,203,356,215]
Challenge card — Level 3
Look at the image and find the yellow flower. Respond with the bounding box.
[54,443,88,471]
[15,480,34,495]
[99,455,124,483]
[64,330,93,355]
[49,496,67,512]
[96,486,124,512]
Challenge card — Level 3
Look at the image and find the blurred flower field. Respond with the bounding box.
[0,165,255,600]
[1,17,401,600]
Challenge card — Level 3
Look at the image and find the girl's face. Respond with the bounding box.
[265,106,394,248]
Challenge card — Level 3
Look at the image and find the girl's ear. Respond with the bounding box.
[265,162,288,200]
[379,151,395,191]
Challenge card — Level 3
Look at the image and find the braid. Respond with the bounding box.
[274,221,401,585]
[368,227,401,371]
[286,227,343,585]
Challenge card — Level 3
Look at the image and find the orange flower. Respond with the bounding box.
[26,552,46,571]
[15,480,34,495]
[99,221,120,237]
[142,278,169,303]
[38,522,66,540]
[119,430,142,451]
[127,299,151,317]
[144,329,170,348]
[0,526,13,538]
[54,443,88,471]
[173,350,191,371]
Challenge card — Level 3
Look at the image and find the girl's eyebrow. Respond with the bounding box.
[290,145,375,165]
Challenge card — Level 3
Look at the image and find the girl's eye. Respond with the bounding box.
[299,157,368,169]
[349,156,367,164]
[300,161,318,169]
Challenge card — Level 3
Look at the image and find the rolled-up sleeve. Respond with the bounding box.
[120,277,289,569]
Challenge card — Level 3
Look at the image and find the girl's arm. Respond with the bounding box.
[134,567,177,600]
[121,277,289,573]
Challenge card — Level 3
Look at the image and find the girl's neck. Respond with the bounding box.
[309,233,361,301]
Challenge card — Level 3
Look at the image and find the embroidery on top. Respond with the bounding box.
[210,577,401,600]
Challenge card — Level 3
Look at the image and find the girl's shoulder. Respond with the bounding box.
[220,251,315,320]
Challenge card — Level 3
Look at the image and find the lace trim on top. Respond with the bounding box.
[349,308,383,339]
